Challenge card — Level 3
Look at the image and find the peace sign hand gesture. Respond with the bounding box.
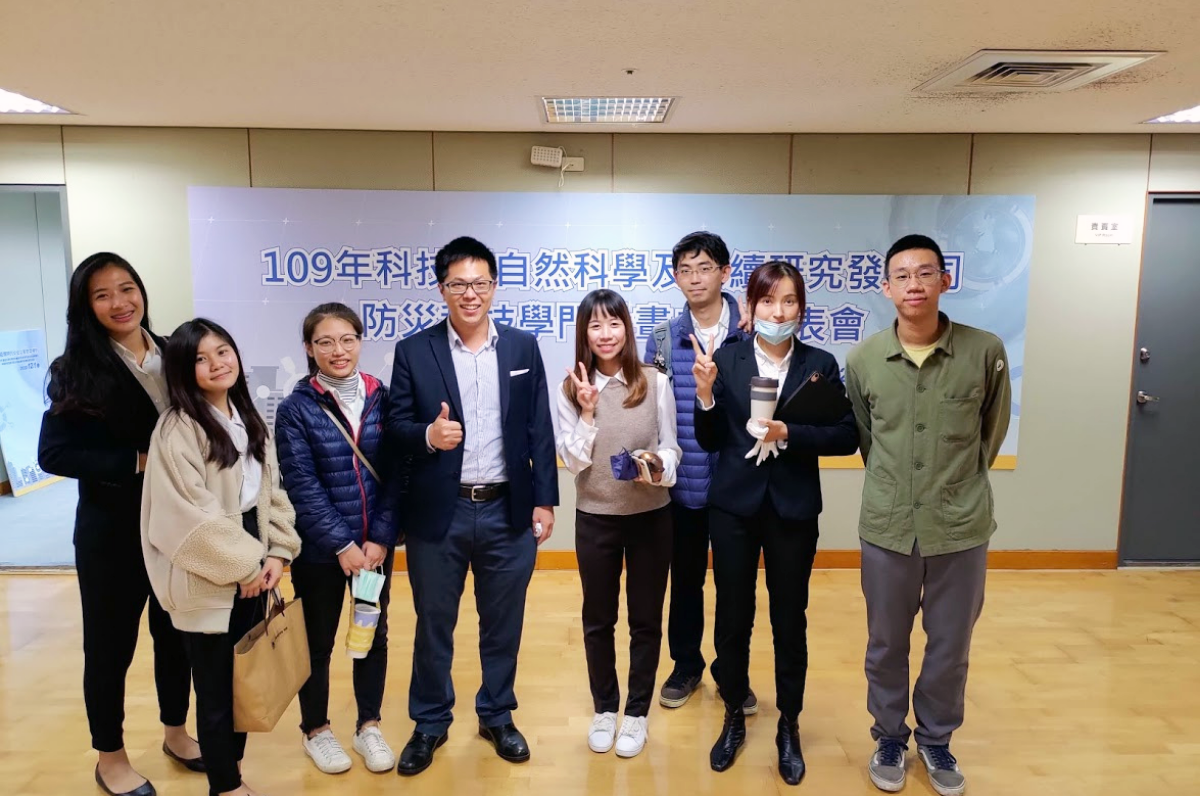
[567,362,600,422]
[690,333,719,405]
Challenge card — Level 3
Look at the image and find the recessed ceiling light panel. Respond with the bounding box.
[1146,104,1200,124]
[542,97,674,124]
[0,88,71,114]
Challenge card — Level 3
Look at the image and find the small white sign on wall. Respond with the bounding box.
[1076,215,1134,245]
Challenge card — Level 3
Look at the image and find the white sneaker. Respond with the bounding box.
[588,712,618,753]
[303,729,352,774]
[614,715,648,758]
[354,725,396,773]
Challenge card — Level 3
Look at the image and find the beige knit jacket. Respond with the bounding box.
[141,410,301,634]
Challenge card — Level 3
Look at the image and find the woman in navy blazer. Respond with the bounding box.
[693,261,858,786]
[274,303,404,776]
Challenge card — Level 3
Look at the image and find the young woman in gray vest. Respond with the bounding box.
[556,289,682,759]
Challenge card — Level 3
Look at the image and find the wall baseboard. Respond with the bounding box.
[390,549,1118,572]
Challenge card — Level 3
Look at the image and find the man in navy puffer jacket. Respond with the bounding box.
[643,231,757,713]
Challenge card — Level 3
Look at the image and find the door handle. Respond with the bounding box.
[1136,391,1160,404]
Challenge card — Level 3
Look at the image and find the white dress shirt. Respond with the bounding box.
[209,401,264,512]
[691,300,730,354]
[752,336,794,400]
[556,368,681,487]
[113,328,168,473]
[427,320,508,484]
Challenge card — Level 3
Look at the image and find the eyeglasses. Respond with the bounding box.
[442,279,496,295]
[887,269,945,287]
[674,265,722,278]
[312,334,361,353]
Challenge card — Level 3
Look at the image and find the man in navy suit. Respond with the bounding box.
[386,236,559,776]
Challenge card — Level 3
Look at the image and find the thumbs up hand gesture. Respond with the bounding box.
[428,401,464,451]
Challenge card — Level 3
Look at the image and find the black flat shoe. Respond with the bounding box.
[162,741,206,773]
[709,707,746,772]
[397,730,448,776]
[776,715,806,786]
[478,722,531,763]
[94,766,156,796]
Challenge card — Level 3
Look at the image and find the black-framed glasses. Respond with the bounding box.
[442,279,496,295]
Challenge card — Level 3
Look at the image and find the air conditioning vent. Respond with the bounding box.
[916,50,1161,93]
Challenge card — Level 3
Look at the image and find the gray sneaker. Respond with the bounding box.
[918,745,965,796]
[714,685,760,715]
[659,671,702,708]
[868,738,907,792]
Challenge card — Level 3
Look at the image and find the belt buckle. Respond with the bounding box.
[470,484,487,502]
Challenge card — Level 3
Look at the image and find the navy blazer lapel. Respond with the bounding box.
[734,341,757,419]
[429,322,464,421]
[776,341,810,416]
[110,342,160,422]
[496,325,514,425]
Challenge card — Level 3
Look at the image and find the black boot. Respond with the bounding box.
[776,714,806,785]
[709,706,746,772]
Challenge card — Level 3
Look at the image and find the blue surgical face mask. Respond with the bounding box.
[754,318,798,345]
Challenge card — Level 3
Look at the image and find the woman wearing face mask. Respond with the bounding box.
[555,289,681,759]
[692,261,858,786]
[274,303,404,775]
[38,252,202,796]
[142,318,301,796]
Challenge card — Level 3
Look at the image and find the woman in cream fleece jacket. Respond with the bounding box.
[142,318,300,796]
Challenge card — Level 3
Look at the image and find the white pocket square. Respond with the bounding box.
[509,368,530,377]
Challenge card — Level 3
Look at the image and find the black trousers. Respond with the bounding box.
[179,510,265,795]
[666,503,716,678]
[75,537,191,752]
[709,503,818,718]
[291,547,395,734]
[575,506,673,717]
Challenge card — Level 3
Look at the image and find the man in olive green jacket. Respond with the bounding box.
[844,234,1011,796]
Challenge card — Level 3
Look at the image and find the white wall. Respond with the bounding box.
[4,126,1200,551]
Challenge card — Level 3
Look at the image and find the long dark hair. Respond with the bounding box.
[563,289,647,412]
[301,302,364,376]
[46,252,152,415]
[163,318,268,469]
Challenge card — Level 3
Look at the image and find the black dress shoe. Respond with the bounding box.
[94,766,156,796]
[478,722,531,763]
[161,741,206,773]
[709,707,746,772]
[776,715,806,786]
[397,730,448,776]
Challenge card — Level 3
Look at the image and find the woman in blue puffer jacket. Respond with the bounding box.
[274,302,405,776]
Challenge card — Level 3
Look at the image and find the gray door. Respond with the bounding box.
[1119,194,1200,564]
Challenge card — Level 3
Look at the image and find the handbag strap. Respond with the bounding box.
[319,403,381,482]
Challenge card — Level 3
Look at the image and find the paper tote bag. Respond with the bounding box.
[233,590,311,732]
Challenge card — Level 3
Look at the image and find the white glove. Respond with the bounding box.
[744,418,779,466]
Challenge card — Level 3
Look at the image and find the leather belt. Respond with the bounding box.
[459,482,509,502]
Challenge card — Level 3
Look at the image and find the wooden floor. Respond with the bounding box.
[2,569,1199,796]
